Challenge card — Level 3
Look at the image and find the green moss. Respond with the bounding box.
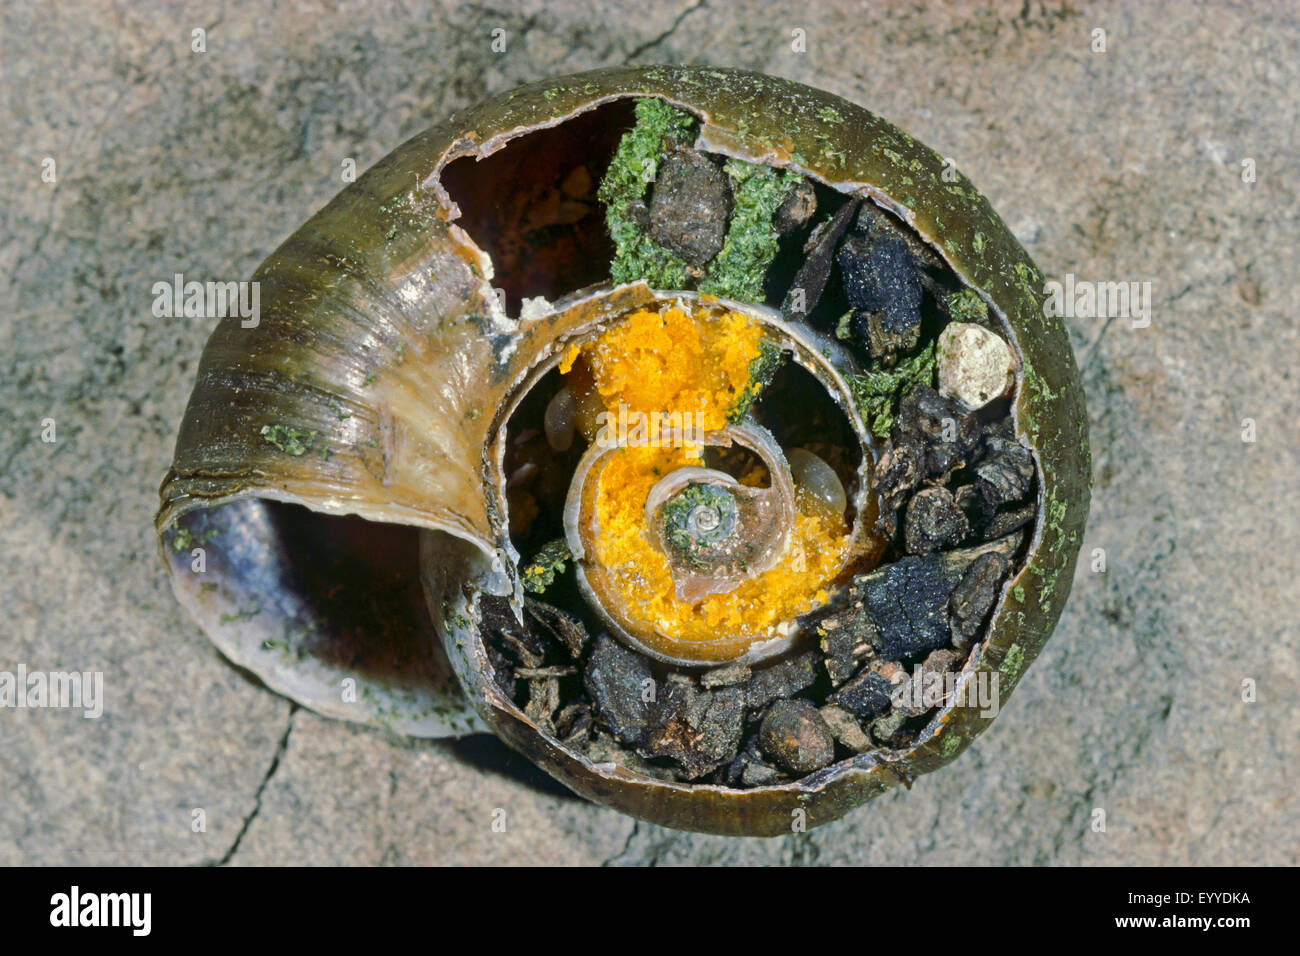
[846,340,937,437]
[598,98,696,289]
[521,539,571,595]
[1001,643,1025,680]
[169,526,194,553]
[699,159,800,301]
[598,98,798,304]
[941,734,962,757]
[727,340,785,422]
[947,288,989,324]
[260,424,316,456]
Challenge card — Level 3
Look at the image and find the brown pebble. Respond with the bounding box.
[819,704,873,754]
[647,145,731,267]
[758,699,836,775]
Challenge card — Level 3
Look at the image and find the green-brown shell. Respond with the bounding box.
[157,66,1089,835]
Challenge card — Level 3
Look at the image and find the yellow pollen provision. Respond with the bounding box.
[558,299,866,666]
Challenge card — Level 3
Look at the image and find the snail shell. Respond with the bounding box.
[156,66,1090,835]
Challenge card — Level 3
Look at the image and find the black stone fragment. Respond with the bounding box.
[741,650,821,711]
[950,551,1011,645]
[640,681,744,780]
[758,699,835,775]
[904,486,970,555]
[780,199,858,322]
[856,554,954,661]
[815,607,877,686]
[583,634,655,747]
[829,668,895,719]
[870,439,925,538]
[975,436,1036,510]
[894,386,981,479]
[774,178,817,234]
[982,502,1036,540]
[839,234,923,362]
[700,661,752,688]
[646,145,732,267]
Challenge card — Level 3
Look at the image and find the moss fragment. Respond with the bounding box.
[259,424,316,456]
[846,340,936,437]
[1001,643,1025,680]
[598,98,800,304]
[598,98,696,288]
[947,288,989,324]
[699,159,801,302]
[727,340,785,422]
[521,539,572,595]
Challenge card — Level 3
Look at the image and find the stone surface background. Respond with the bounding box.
[2,0,1295,865]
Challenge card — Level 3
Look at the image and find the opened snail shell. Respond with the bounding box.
[156,66,1089,836]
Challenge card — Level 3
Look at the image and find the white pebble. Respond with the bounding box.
[937,322,1015,410]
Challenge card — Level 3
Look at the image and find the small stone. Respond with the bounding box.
[870,439,924,538]
[646,145,731,267]
[725,737,788,787]
[819,704,873,754]
[937,322,1015,410]
[584,634,656,747]
[855,554,953,661]
[880,659,927,717]
[829,668,895,718]
[982,502,1036,540]
[975,436,1036,510]
[870,710,908,744]
[949,551,1011,644]
[700,661,752,689]
[640,682,744,779]
[894,386,981,478]
[758,700,836,775]
[742,650,820,711]
[816,609,877,686]
[774,179,817,234]
[904,486,970,555]
[741,762,785,786]
[839,235,922,362]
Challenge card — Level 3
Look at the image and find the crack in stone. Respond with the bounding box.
[601,819,641,866]
[206,704,297,866]
[625,0,706,62]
